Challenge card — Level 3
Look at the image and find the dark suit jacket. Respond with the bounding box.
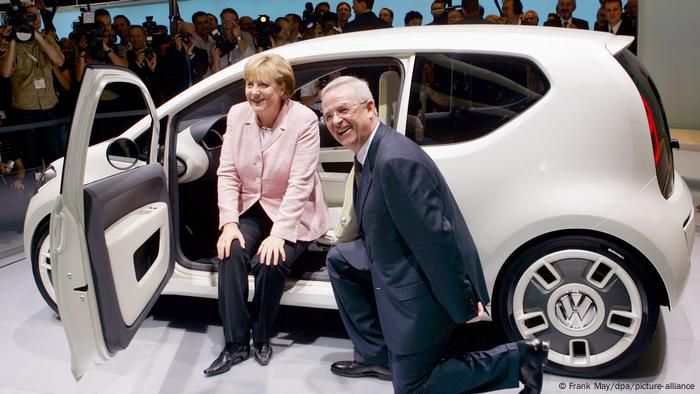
[544,17,589,29]
[343,11,392,33]
[356,123,489,355]
[606,17,637,54]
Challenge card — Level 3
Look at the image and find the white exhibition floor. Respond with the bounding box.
[1,236,699,394]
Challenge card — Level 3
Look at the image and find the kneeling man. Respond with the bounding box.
[321,76,549,394]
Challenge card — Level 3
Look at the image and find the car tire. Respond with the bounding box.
[494,235,659,377]
[30,220,58,314]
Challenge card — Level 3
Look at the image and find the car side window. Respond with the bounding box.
[406,53,549,145]
[90,82,153,151]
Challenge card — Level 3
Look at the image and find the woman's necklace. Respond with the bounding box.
[257,115,273,132]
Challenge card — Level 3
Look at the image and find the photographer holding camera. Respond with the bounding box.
[126,25,159,101]
[1,1,65,168]
[210,8,254,73]
[75,8,128,83]
[191,11,216,78]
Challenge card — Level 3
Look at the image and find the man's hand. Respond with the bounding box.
[217,222,245,260]
[135,49,146,65]
[173,34,183,51]
[184,39,195,56]
[11,178,24,190]
[146,54,157,72]
[467,302,484,324]
[211,46,221,62]
[77,36,88,51]
[2,26,14,42]
[257,235,286,266]
[232,25,242,39]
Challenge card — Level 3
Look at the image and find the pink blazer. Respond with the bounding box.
[217,99,329,243]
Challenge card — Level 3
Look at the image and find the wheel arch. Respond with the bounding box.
[491,228,669,322]
[31,216,52,255]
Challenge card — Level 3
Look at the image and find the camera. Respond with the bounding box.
[72,10,107,60]
[180,31,193,44]
[141,17,158,61]
[319,12,339,34]
[302,2,318,31]
[254,15,279,51]
[145,36,155,60]
[1,0,37,43]
[210,28,236,57]
[302,2,330,32]
[142,16,157,36]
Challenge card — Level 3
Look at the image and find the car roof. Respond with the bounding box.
[158,25,632,115]
[274,25,625,60]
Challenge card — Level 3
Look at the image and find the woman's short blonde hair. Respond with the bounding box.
[243,53,295,97]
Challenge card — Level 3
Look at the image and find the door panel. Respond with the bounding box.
[83,163,172,348]
[105,201,168,326]
[51,66,171,379]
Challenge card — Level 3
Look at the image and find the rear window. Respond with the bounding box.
[616,50,674,199]
[406,53,549,145]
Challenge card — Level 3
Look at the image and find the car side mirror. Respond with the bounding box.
[106,138,140,170]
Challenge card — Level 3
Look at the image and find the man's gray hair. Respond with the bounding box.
[321,76,374,103]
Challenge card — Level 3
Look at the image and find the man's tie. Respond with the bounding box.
[352,157,362,213]
[353,157,362,185]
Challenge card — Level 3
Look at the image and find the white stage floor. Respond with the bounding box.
[1,235,699,394]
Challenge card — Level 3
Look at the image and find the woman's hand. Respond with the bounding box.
[257,235,286,266]
[217,222,245,260]
[466,302,484,324]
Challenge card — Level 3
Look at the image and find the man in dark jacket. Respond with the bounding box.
[461,0,489,24]
[343,0,391,33]
[543,0,589,29]
[321,76,550,394]
[604,0,637,54]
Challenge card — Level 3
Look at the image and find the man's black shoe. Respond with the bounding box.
[518,339,549,394]
[253,343,273,366]
[330,360,391,381]
[203,345,250,377]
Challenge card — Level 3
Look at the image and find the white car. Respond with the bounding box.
[24,26,693,380]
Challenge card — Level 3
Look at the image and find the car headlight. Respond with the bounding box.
[35,165,57,193]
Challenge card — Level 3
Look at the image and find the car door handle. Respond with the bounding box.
[52,212,65,254]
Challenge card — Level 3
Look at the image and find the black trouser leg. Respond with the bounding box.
[250,240,309,345]
[390,340,520,394]
[326,241,388,365]
[218,210,269,345]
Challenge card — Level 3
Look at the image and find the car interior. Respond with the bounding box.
[171,59,404,281]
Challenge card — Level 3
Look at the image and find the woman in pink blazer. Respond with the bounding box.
[204,53,329,376]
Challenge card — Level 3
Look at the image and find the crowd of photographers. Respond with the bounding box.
[0,0,637,186]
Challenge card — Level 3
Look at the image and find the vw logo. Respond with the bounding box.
[554,291,598,330]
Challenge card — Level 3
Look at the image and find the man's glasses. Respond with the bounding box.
[320,100,368,126]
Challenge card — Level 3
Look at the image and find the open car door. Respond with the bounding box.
[50,65,174,380]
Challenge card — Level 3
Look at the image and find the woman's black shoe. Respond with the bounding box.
[253,343,273,366]
[203,345,251,377]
